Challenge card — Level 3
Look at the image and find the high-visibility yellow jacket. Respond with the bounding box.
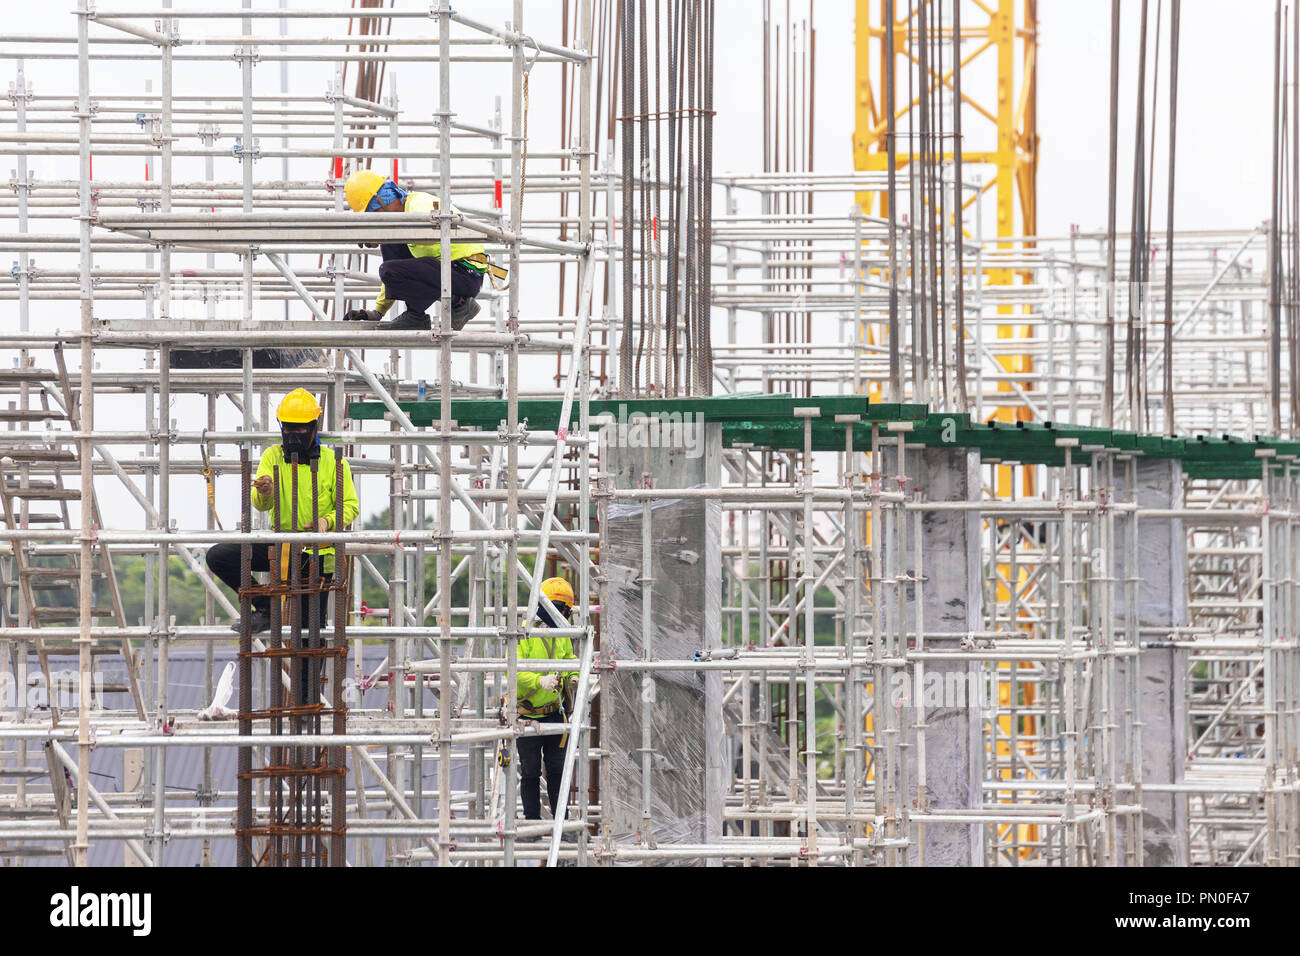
[516,629,577,716]
[374,191,486,315]
[250,443,359,574]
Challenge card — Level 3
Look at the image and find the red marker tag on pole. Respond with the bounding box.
[494,179,503,209]
[392,158,399,185]
[333,157,343,180]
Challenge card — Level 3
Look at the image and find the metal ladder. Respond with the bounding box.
[0,347,144,723]
[0,350,146,865]
[0,741,74,865]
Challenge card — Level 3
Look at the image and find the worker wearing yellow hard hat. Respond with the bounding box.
[341,168,488,332]
[515,576,580,821]
[205,389,359,637]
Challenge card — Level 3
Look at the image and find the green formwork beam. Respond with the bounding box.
[347,392,928,430]
[724,414,1300,479]
[1182,463,1274,481]
[1257,437,1300,457]
[345,393,1300,480]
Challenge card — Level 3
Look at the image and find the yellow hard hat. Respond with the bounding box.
[344,168,387,213]
[276,388,322,424]
[541,577,576,607]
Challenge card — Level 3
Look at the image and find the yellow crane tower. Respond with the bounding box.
[853,0,1038,441]
[853,0,1040,859]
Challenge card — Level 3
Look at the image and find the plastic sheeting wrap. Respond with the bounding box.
[168,347,329,370]
[600,491,725,861]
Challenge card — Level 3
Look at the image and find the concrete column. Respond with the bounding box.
[898,445,984,866]
[1118,457,1188,866]
[599,419,724,861]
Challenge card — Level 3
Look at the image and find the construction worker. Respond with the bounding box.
[340,169,486,332]
[206,389,359,635]
[516,576,579,821]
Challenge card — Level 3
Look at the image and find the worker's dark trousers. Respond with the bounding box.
[206,544,333,704]
[517,711,567,820]
[378,243,484,315]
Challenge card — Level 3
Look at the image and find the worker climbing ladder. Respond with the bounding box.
[234,448,349,867]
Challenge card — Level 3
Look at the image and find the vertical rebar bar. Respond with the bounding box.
[1104,0,1122,428]
[1163,0,1180,435]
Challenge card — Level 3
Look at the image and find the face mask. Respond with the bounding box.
[281,423,316,459]
[538,601,571,629]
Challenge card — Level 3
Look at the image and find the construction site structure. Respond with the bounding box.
[0,1,1296,867]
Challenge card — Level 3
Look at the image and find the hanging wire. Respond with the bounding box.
[1126,0,1150,429]
[1104,0,1121,428]
[1284,0,1294,434]
[952,0,967,412]
[619,0,634,395]
[1162,0,1180,436]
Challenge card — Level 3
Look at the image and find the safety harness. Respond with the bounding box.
[460,251,510,289]
[200,441,223,531]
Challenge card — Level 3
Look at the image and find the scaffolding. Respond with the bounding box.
[0,2,1297,868]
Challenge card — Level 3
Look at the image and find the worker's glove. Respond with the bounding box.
[343,308,383,322]
[539,673,561,693]
[314,517,330,533]
[252,475,274,496]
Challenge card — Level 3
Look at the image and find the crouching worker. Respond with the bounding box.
[516,577,579,821]
[341,169,487,332]
[206,388,359,637]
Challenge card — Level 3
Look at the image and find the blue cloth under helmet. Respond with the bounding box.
[366,180,409,211]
